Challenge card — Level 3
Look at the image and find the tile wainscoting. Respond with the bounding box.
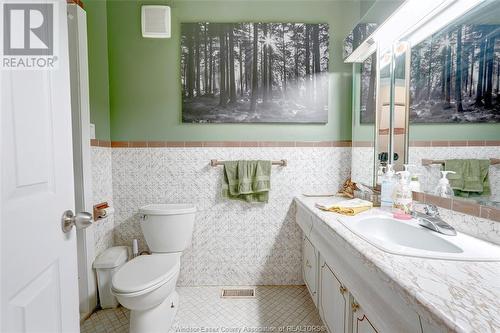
[91,146,114,257]
[439,207,500,245]
[110,146,351,286]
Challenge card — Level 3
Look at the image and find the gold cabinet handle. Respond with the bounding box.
[351,302,359,312]
[339,285,347,294]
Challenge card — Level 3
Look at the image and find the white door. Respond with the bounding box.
[1,0,87,331]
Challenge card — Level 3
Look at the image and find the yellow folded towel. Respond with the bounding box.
[315,198,373,216]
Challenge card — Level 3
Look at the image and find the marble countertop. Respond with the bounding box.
[295,195,500,333]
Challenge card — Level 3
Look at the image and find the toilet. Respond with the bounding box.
[111,204,196,333]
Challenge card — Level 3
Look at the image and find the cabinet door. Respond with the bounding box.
[303,236,318,304]
[351,299,378,333]
[319,261,348,333]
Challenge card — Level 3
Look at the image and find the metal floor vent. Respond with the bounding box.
[221,288,255,298]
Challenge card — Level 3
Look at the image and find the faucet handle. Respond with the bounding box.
[424,204,440,217]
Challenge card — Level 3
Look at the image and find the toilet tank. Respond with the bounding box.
[138,204,196,253]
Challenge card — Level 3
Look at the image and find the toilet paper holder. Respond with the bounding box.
[93,202,110,221]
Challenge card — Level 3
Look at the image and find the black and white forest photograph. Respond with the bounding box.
[181,22,330,123]
[410,24,500,123]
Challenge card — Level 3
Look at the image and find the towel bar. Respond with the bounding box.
[210,159,287,167]
[421,158,500,166]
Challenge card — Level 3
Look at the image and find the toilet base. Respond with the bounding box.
[129,291,179,333]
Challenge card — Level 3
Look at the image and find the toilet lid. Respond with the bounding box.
[139,204,196,215]
[112,254,180,294]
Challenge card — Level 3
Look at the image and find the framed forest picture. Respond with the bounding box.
[410,24,500,123]
[181,22,330,123]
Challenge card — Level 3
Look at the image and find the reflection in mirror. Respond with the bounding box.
[375,48,393,185]
[392,42,410,172]
[352,53,376,187]
[407,1,500,209]
[343,0,404,62]
[343,23,378,61]
[374,42,410,185]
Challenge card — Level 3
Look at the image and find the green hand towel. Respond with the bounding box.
[444,159,490,198]
[222,160,271,203]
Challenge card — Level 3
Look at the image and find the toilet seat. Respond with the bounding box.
[112,254,180,297]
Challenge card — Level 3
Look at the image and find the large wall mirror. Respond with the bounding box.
[350,0,500,210]
[405,1,500,208]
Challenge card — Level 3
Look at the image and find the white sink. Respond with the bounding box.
[337,211,500,261]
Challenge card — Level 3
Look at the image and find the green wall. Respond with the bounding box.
[85,0,111,140]
[105,0,359,141]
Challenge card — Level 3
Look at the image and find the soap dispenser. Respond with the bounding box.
[381,164,396,208]
[434,171,456,198]
[409,174,421,192]
[393,171,413,218]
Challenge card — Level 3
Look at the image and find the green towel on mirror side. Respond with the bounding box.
[444,159,490,198]
[222,160,271,203]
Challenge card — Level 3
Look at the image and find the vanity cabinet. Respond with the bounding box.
[296,201,438,333]
[303,236,318,306]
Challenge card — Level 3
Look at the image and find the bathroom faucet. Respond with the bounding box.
[411,203,457,236]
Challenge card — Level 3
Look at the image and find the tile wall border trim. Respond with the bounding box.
[90,140,500,148]
[90,139,112,147]
[90,140,353,148]
[412,192,500,222]
[409,140,500,147]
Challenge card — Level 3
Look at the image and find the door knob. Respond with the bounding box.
[61,210,92,233]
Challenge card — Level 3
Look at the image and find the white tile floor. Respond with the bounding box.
[81,286,324,333]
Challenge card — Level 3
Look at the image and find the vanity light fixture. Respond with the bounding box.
[344,0,451,62]
[372,0,452,51]
[403,0,485,46]
[141,5,171,38]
